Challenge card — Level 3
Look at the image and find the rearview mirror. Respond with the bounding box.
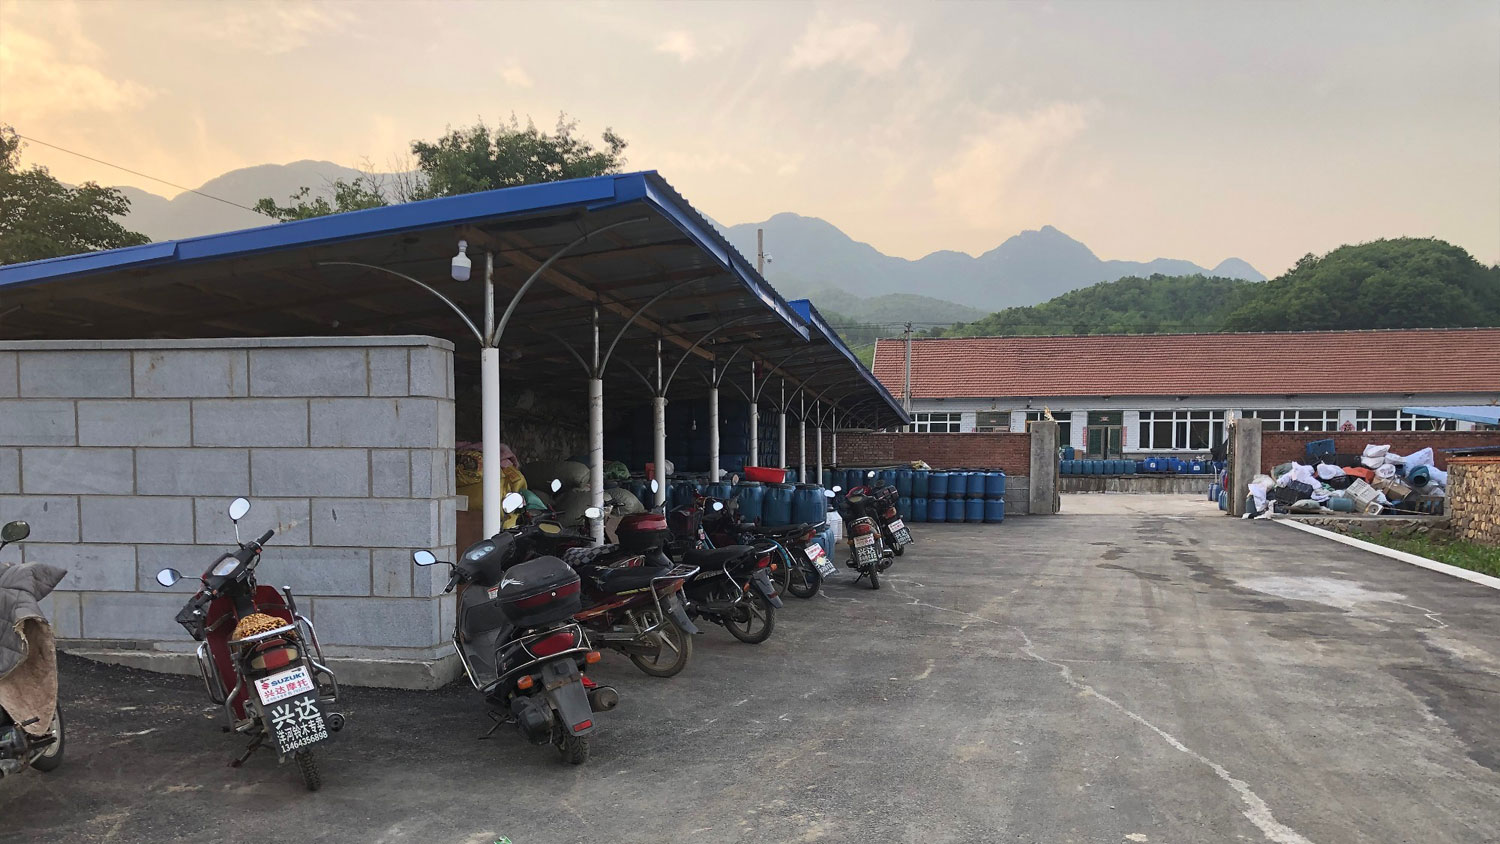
[550,479,563,493]
[412,550,437,567]
[502,492,525,514]
[729,473,740,485]
[824,490,835,498]
[832,485,842,493]
[650,479,659,493]
[539,522,561,535]
[584,507,603,520]
[228,497,251,522]
[711,501,724,512]
[867,471,877,478]
[156,568,182,587]
[1,520,29,543]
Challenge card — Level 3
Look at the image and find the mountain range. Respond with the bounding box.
[103,160,1264,314]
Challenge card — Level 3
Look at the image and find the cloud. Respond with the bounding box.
[0,13,153,123]
[930,103,1094,226]
[787,15,911,75]
[500,64,534,88]
[214,2,352,54]
[656,30,703,62]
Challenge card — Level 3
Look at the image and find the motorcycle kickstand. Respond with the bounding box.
[479,710,513,740]
[229,735,264,768]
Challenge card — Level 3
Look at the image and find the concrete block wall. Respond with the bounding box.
[0,337,458,688]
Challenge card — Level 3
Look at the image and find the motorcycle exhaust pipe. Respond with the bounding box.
[587,685,620,712]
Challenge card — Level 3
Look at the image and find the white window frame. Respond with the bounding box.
[1024,411,1071,444]
[974,411,1011,433]
[1137,410,1225,451]
[1249,409,1340,432]
[909,411,963,433]
[1355,409,1456,432]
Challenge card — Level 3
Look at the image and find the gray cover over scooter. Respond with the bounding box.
[0,562,67,737]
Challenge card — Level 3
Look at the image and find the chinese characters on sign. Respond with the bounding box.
[269,692,328,755]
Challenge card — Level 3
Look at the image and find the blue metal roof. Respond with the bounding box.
[789,298,910,425]
[1403,406,1500,426]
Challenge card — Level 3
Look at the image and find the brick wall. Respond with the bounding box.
[0,337,459,687]
[1449,457,1500,546]
[820,431,1031,472]
[1261,431,1500,472]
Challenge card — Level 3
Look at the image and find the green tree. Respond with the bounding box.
[0,127,151,265]
[255,114,628,221]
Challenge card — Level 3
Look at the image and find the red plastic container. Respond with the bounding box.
[742,466,787,483]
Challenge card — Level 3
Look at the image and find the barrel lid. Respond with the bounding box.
[736,480,763,487]
[766,482,794,489]
[794,483,819,489]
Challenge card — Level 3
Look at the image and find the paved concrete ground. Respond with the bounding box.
[4,505,1498,844]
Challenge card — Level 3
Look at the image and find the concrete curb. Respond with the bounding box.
[1275,518,1500,591]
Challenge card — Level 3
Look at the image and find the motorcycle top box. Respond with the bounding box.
[496,556,582,629]
[616,512,669,552]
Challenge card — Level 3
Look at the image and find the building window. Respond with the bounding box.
[1138,410,1225,450]
[910,412,962,433]
[974,411,1011,433]
[1249,409,1339,432]
[1024,411,1070,444]
[1355,410,1456,432]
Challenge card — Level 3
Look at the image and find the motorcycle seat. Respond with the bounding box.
[590,565,672,595]
[749,522,815,540]
[683,545,758,569]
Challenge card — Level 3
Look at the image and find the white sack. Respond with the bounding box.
[1316,463,1345,480]
[1277,463,1317,488]
[1404,447,1435,468]
[1363,443,1391,460]
[1361,455,1386,469]
[1375,463,1397,479]
[1427,466,1448,485]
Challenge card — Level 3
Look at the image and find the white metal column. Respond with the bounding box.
[778,380,788,469]
[481,348,502,537]
[798,392,807,483]
[831,409,839,466]
[815,403,824,483]
[749,367,759,468]
[708,382,720,482]
[588,377,605,543]
[653,396,667,505]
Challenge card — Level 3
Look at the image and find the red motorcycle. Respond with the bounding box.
[155,498,343,790]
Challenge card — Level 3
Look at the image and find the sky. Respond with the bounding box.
[1,0,1497,275]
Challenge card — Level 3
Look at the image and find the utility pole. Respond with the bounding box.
[756,228,765,275]
[903,322,913,413]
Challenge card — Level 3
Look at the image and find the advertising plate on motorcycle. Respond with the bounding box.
[893,525,913,546]
[266,690,329,756]
[256,664,315,706]
[805,543,837,578]
[888,519,906,533]
[853,533,875,548]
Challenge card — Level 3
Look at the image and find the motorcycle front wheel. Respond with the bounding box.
[28,706,63,772]
[295,748,321,791]
[557,733,590,765]
[725,590,776,644]
[628,611,694,678]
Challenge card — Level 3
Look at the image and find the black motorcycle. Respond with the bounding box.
[412,501,614,765]
[833,486,895,590]
[867,479,913,556]
[701,497,832,600]
[155,498,343,790]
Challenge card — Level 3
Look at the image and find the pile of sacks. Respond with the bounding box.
[1245,445,1448,517]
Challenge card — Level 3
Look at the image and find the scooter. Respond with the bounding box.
[832,486,895,590]
[155,498,344,790]
[413,496,611,765]
[0,520,66,779]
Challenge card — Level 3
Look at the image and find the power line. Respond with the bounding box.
[13,133,270,216]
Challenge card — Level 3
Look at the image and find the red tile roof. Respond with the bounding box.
[872,329,1500,399]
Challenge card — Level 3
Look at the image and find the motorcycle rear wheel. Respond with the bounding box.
[869,567,881,590]
[557,733,590,765]
[725,591,776,644]
[295,749,321,791]
[893,543,905,557]
[28,707,63,772]
[628,612,694,678]
[787,561,821,599]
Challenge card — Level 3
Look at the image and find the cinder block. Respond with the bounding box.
[24,543,136,591]
[436,400,455,449]
[0,448,17,493]
[371,450,409,498]
[193,497,311,547]
[408,346,450,398]
[0,400,76,446]
[310,498,438,548]
[135,545,227,592]
[0,495,80,542]
[309,398,441,448]
[19,351,131,398]
[0,352,15,397]
[250,347,368,397]
[193,398,307,447]
[368,348,408,397]
[307,597,443,648]
[37,592,81,638]
[136,449,250,496]
[22,448,134,494]
[372,548,413,597]
[81,496,195,544]
[251,449,369,497]
[78,400,191,446]
[254,547,372,597]
[439,498,456,546]
[80,592,193,641]
[133,350,248,398]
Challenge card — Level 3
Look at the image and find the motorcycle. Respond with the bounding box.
[412,509,612,766]
[700,496,833,600]
[630,500,783,644]
[866,475,914,556]
[832,486,895,590]
[0,520,66,779]
[155,498,343,790]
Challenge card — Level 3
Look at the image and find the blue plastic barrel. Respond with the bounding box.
[966,471,986,499]
[878,469,897,490]
[912,470,930,498]
[896,469,914,498]
[1207,482,1221,501]
[928,497,948,522]
[762,483,795,526]
[930,471,950,499]
[1059,459,1072,476]
[734,481,765,523]
[1217,491,1229,511]
[965,498,984,522]
[821,469,833,489]
[910,497,928,523]
[844,468,864,491]
[707,482,733,500]
[949,472,969,499]
[819,526,836,557]
[946,498,966,522]
[792,484,825,526]
[985,472,1006,497]
[984,498,1005,523]
[784,468,799,484]
[1191,459,1206,475]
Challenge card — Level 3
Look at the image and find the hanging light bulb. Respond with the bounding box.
[451,240,472,282]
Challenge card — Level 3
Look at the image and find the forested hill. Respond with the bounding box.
[936,238,1500,338]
